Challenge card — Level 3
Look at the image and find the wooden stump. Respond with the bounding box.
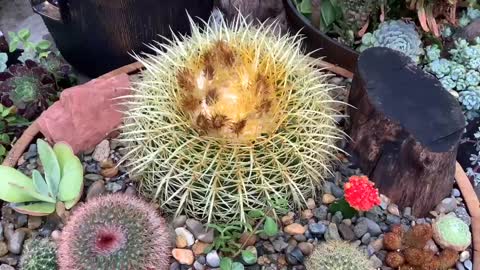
[347,48,465,217]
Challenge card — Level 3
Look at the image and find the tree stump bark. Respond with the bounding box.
[347,48,465,217]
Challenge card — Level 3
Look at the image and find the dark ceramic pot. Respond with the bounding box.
[282,0,359,72]
[30,0,214,77]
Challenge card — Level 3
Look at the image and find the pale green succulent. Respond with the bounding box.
[0,139,83,215]
[305,241,373,270]
[20,238,57,270]
[359,20,423,63]
[0,53,7,72]
[432,214,472,252]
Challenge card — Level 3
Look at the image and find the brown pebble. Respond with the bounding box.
[297,242,314,256]
[100,159,115,169]
[175,235,188,248]
[27,216,42,230]
[192,241,210,255]
[301,209,313,219]
[284,223,306,235]
[322,194,336,204]
[101,167,119,178]
[238,232,257,247]
[172,249,194,265]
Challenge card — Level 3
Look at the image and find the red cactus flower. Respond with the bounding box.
[344,175,381,211]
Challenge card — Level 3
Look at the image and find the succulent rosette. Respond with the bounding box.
[360,20,423,63]
[0,60,58,120]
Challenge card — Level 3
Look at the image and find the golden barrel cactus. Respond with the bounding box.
[119,14,343,223]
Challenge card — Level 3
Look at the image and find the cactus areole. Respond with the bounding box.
[120,14,342,223]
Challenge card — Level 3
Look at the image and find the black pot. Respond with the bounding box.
[282,0,359,72]
[30,0,214,77]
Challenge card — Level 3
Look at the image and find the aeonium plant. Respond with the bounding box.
[329,175,381,218]
[0,139,83,216]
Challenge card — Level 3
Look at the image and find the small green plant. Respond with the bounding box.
[0,53,7,72]
[209,197,287,262]
[0,139,83,216]
[220,257,245,270]
[0,104,30,163]
[8,29,52,62]
[20,238,58,270]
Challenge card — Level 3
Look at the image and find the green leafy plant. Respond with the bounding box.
[0,139,83,216]
[208,197,288,256]
[8,29,52,62]
[0,104,30,163]
[20,238,58,270]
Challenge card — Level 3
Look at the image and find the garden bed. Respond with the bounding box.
[0,59,477,269]
[0,4,479,270]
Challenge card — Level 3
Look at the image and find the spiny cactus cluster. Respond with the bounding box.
[384,224,459,269]
[425,38,480,121]
[57,194,170,270]
[20,238,57,270]
[119,13,343,223]
[359,20,424,63]
[304,240,373,270]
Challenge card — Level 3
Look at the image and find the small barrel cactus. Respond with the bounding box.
[359,20,423,63]
[20,238,57,270]
[305,240,373,270]
[57,194,170,270]
[432,214,472,251]
[119,13,342,223]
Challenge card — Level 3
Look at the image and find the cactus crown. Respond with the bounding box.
[305,240,373,270]
[20,238,58,270]
[433,214,472,252]
[57,194,170,270]
[119,13,343,223]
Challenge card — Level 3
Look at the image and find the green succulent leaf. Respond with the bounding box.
[36,40,51,51]
[247,209,264,219]
[241,250,256,265]
[37,139,61,198]
[299,0,312,14]
[328,197,358,219]
[8,181,56,203]
[0,165,49,203]
[321,0,336,28]
[1,107,11,117]
[232,262,245,270]
[18,29,31,41]
[0,134,10,144]
[32,169,51,198]
[9,38,19,53]
[54,142,83,205]
[0,145,6,156]
[263,217,278,237]
[220,257,233,270]
[10,201,55,216]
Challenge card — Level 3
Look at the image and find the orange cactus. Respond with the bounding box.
[344,175,381,211]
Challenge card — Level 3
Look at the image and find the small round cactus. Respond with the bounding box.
[432,214,472,251]
[305,240,373,270]
[20,238,57,270]
[57,194,170,270]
